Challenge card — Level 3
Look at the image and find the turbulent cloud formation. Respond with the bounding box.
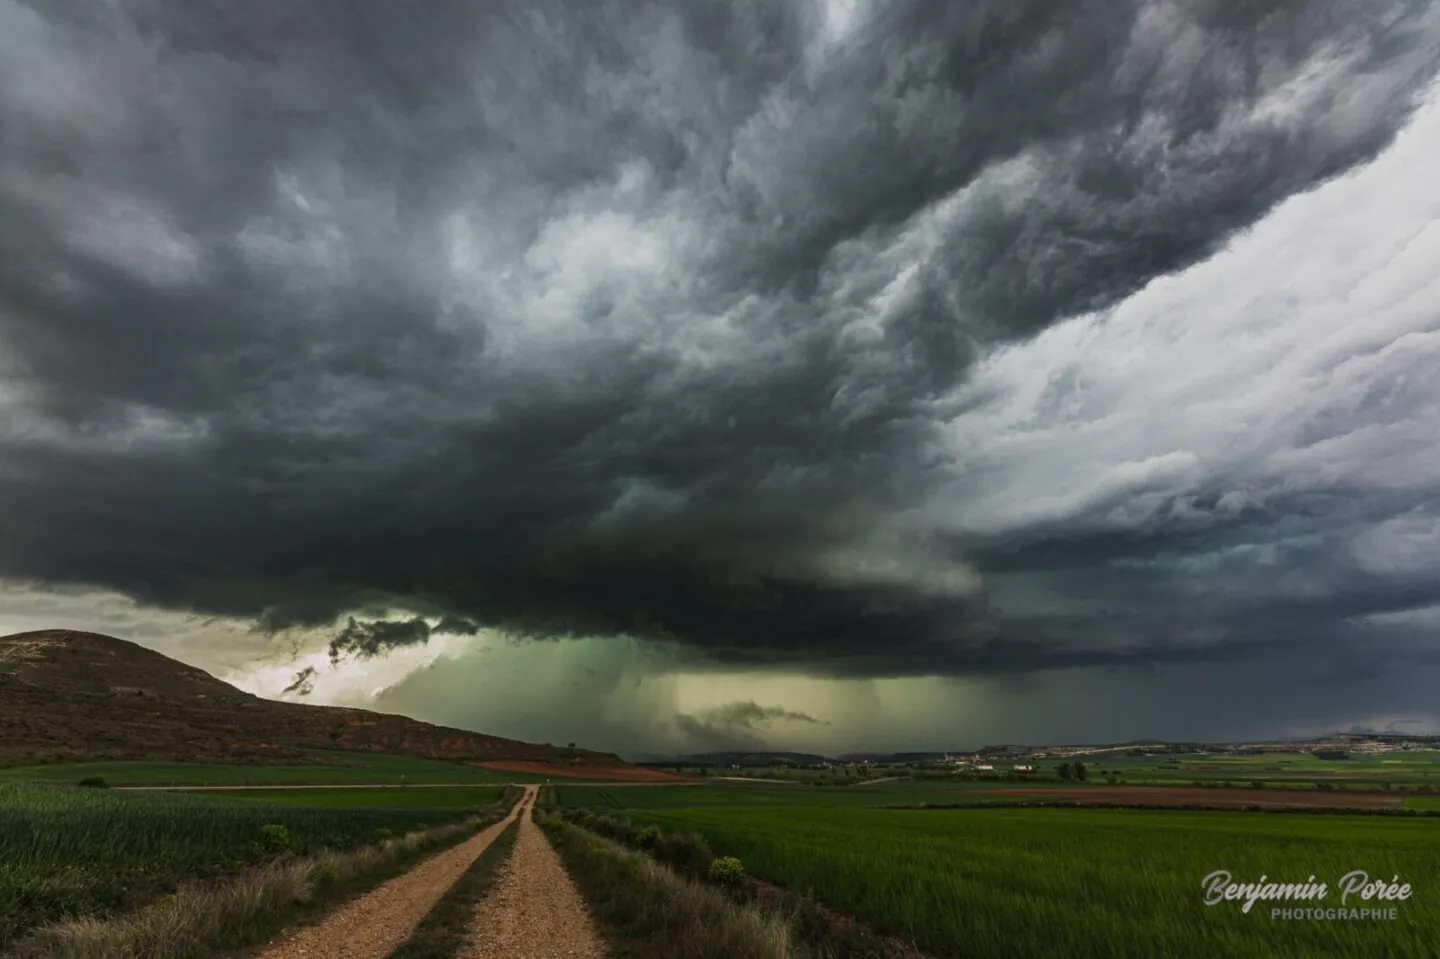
[2,1,1440,681]
[326,613,485,661]
[687,701,825,730]
[675,701,826,751]
[327,617,431,663]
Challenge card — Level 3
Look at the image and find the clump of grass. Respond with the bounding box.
[8,818,481,959]
[385,821,518,959]
[542,821,800,959]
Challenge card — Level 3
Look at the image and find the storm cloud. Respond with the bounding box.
[676,701,826,752]
[3,0,1440,682]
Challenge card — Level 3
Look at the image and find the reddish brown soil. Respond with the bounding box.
[475,760,691,782]
[970,786,1401,808]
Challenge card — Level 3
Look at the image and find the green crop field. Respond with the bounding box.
[1402,795,1440,810]
[557,781,1001,810]
[0,750,529,786]
[0,782,470,949]
[1068,750,1440,787]
[199,785,506,810]
[583,793,1439,958]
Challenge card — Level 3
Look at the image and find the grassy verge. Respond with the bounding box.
[560,810,927,959]
[540,819,798,959]
[384,820,519,959]
[8,817,484,959]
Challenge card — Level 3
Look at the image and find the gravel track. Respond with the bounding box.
[254,786,533,959]
[459,790,606,958]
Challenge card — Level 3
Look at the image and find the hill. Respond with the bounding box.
[0,629,663,778]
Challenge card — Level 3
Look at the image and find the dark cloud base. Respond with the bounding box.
[2,1,1438,677]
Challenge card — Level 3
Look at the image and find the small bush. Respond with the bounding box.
[254,824,291,856]
[76,777,109,789]
[707,856,745,886]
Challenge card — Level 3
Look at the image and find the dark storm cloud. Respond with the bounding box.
[2,0,1439,676]
[434,616,482,637]
[675,700,826,751]
[698,702,825,729]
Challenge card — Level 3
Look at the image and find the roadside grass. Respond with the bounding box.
[7,816,486,959]
[384,820,519,959]
[199,786,506,811]
[0,782,474,949]
[621,805,1440,959]
[563,811,927,959]
[541,820,801,959]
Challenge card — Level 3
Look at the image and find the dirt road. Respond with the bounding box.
[459,787,606,958]
[255,786,534,959]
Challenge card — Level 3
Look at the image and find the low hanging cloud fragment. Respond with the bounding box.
[282,665,318,696]
[0,1,1438,678]
[674,700,828,751]
[322,612,482,665]
[327,617,431,664]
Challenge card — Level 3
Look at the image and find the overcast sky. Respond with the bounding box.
[3,1,1440,757]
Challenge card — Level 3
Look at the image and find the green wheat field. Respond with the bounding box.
[0,782,473,949]
[560,787,1440,959]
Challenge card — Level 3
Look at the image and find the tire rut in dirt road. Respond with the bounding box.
[459,791,606,958]
[255,786,534,959]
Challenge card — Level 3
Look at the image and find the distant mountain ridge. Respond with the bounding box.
[0,629,629,771]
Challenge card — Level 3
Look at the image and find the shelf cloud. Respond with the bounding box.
[2,0,1439,688]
